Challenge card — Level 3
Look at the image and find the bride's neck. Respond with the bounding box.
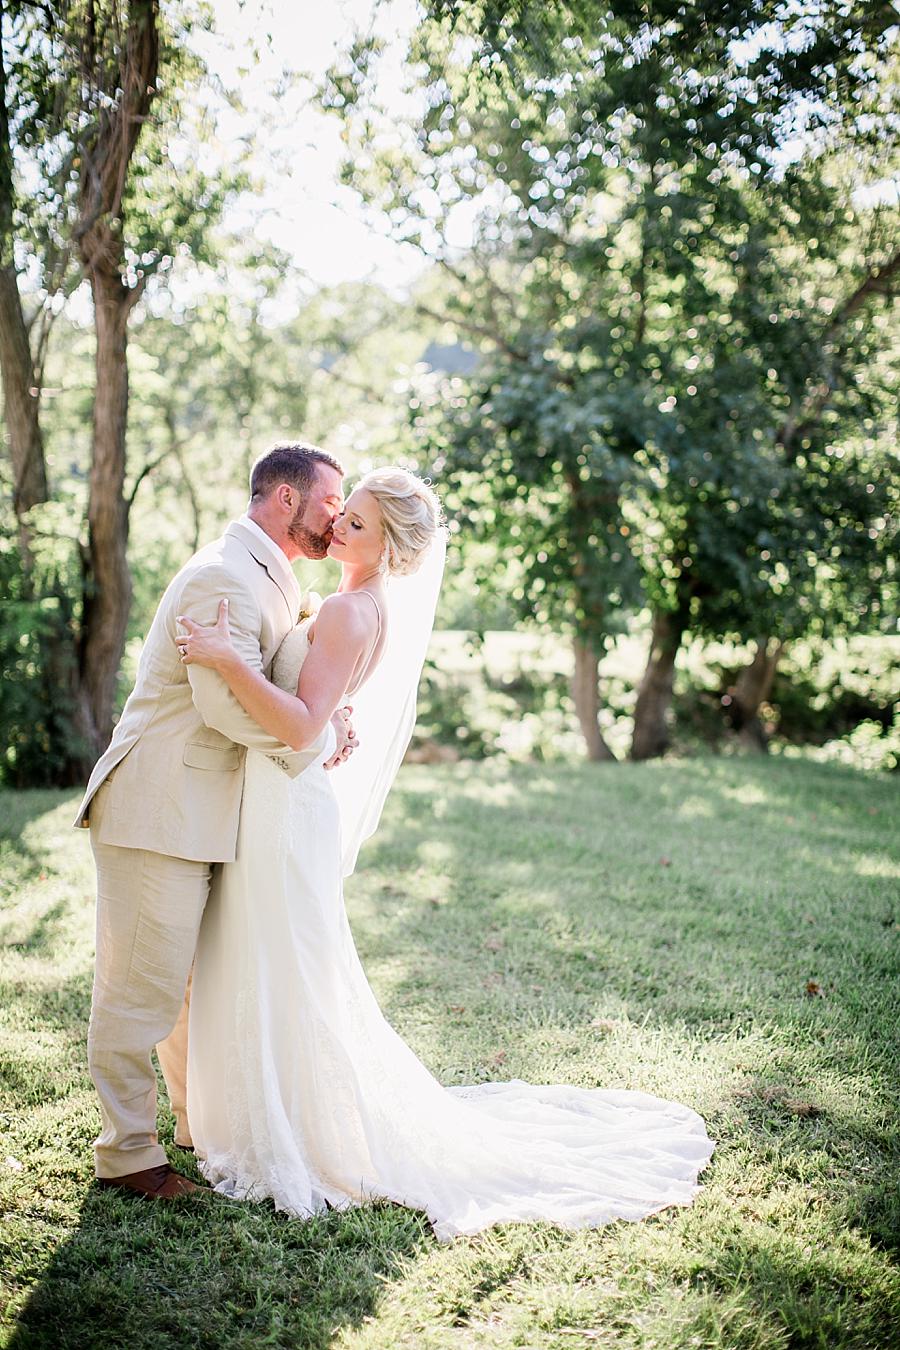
[337,563,382,593]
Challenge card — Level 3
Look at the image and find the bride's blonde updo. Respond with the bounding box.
[358,467,444,577]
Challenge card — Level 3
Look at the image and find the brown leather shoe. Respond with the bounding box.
[96,1164,203,1198]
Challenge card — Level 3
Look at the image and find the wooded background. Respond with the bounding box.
[1,0,897,787]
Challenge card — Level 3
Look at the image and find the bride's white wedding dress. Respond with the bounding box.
[187,621,713,1240]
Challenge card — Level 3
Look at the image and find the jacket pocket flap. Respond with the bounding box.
[183,743,242,771]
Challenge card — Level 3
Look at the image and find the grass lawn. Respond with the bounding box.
[1,755,898,1349]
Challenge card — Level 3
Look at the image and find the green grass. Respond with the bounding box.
[1,756,898,1349]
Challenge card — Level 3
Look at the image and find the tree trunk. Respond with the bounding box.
[168,409,202,553]
[0,267,48,515]
[74,273,134,762]
[571,638,617,761]
[0,16,48,522]
[0,0,160,784]
[631,606,687,760]
[68,0,159,763]
[727,638,784,752]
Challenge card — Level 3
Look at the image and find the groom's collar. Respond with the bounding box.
[227,516,301,617]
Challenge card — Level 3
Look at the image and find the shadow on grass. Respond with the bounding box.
[851,1184,900,1260]
[6,1183,431,1350]
[1,790,432,1349]
[363,757,897,1047]
[0,898,71,955]
[0,968,93,1029]
[0,789,91,956]
[2,765,897,1347]
[0,789,71,869]
[681,1209,900,1347]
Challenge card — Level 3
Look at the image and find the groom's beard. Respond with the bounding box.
[287,508,333,560]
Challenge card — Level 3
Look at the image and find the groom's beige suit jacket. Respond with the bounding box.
[74,517,332,863]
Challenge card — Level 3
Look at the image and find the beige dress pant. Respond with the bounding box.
[88,780,211,1178]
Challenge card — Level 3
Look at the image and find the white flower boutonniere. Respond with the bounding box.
[297,590,323,623]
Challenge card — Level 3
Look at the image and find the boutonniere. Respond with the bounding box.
[297,590,323,623]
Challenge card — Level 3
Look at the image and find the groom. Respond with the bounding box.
[74,442,354,1198]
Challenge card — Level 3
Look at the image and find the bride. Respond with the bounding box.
[175,466,713,1240]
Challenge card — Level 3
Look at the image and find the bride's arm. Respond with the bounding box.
[177,596,371,752]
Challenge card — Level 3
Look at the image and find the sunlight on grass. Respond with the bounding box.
[674,795,717,819]
[1,757,897,1348]
[851,853,900,879]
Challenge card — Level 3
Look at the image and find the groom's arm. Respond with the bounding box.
[175,566,335,776]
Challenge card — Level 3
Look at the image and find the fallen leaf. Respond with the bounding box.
[746,1086,823,1119]
[784,1099,823,1118]
[658,857,672,867]
[448,1005,466,1014]
[590,1018,619,1032]
[805,980,824,997]
[488,1050,507,1069]
[483,936,503,952]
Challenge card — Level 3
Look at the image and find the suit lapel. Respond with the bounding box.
[226,520,301,622]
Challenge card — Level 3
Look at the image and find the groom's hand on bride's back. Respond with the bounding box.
[324,705,358,770]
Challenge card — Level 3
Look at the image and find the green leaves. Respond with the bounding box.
[392,2,899,654]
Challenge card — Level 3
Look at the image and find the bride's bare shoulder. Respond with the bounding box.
[309,592,377,645]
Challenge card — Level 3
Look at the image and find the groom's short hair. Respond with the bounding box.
[250,442,344,502]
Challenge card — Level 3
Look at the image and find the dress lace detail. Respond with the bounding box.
[270,619,314,697]
[187,625,714,1240]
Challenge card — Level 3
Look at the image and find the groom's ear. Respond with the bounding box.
[274,484,294,513]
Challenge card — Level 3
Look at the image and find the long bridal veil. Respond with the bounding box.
[329,530,447,876]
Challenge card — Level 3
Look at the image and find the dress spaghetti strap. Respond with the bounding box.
[347,590,384,696]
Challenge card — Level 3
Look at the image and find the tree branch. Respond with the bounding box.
[414,300,531,365]
[436,251,521,313]
[127,445,172,508]
[777,247,900,456]
[823,247,900,344]
[315,361,385,402]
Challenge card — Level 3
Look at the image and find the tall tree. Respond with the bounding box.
[71,0,160,760]
[0,0,232,782]
[324,0,899,759]
[0,0,57,524]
